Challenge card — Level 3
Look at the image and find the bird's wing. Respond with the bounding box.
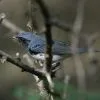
[28,35,72,55]
[52,40,71,55]
[53,40,88,55]
[28,36,46,54]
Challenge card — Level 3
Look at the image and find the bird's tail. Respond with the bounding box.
[78,48,100,53]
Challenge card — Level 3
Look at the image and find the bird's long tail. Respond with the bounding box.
[77,48,100,53]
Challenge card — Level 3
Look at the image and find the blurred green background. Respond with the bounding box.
[0,0,100,99]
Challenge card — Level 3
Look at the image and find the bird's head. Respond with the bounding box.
[16,32,34,47]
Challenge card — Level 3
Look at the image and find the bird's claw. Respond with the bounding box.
[34,59,61,73]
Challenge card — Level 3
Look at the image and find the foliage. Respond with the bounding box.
[12,82,100,100]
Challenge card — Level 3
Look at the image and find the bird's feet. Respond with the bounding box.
[34,59,61,72]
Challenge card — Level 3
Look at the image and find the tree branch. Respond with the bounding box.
[35,0,52,73]
[35,1,56,99]
[0,50,44,78]
[71,0,86,90]
[0,13,24,33]
[0,12,72,34]
[27,0,38,32]
[49,18,72,32]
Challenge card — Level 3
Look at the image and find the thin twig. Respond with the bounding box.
[35,1,56,99]
[35,0,52,73]
[71,0,86,90]
[0,13,24,33]
[0,12,72,34]
[49,18,72,32]
[0,50,44,78]
[27,0,38,31]
[87,33,100,67]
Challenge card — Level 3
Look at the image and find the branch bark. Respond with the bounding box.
[0,13,24,33]
[0,12,71,33]
[35,0,52,73]
[27,0,38,31]
[0,50,44,78]
[49,18,72,32]
[71,0,86,90]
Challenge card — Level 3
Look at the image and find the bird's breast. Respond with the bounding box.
[32,53,63,62]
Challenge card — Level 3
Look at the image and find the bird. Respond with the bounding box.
[15,32,89,69]
[16,32,88,57]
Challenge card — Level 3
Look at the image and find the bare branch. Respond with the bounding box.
[0,12,72,34]
[87,33,100,67]
[49,18,72,32]
[62,75,70,99]
[34,1,57,99]
[27,0,38,31]
[0,13,24,33]
[71,0,86,90]
[0,50,44,78]
[35,0,52,73]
